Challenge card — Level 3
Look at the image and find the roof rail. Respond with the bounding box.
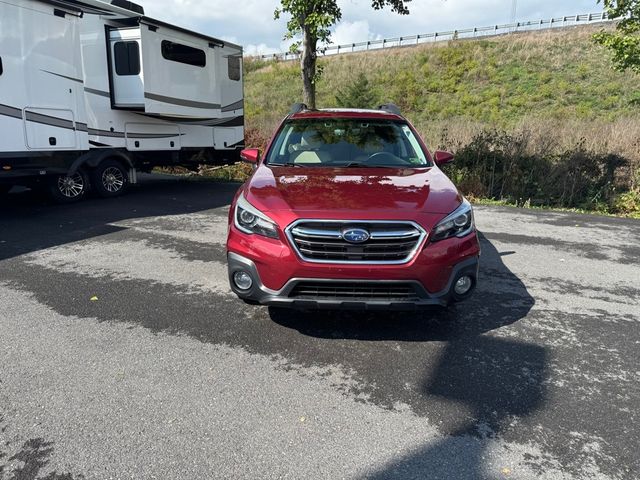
[289,103,308,115]
[378,103,402,116]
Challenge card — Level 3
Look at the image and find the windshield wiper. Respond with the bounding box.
[269,163,304,167]
[343,163,396,168]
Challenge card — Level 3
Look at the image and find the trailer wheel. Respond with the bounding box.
[48,169,89,203]
[90,158,129,198]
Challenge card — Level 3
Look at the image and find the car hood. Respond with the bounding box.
[244,165,462,216]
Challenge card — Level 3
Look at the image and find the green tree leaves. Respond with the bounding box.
[594,0,640,73]
[275,0,411,108]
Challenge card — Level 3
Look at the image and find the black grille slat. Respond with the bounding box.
[288,221,425,264]
[290,282,420,301]
[293,286,412,293]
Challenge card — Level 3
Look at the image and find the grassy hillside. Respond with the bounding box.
[242,25,640,216]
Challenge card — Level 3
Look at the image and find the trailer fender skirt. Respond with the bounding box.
[69,149,133,175]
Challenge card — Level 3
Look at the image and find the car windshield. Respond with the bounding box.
[265,118,431,168]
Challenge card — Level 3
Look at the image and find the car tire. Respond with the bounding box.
[90,158,129,198]
[48,169,89,203]
[0,185,12,196]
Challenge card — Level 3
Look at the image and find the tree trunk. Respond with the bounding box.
[300,25,317,109]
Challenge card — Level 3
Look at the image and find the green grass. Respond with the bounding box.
[245,25,639,132]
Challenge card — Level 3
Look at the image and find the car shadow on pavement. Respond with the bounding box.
[0,175,239,261]
[268,232,534,341]
[269,234,546,479]
[366,336,548,479]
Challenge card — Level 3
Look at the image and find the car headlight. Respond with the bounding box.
[234,193,279,239]
[431,199,475,242]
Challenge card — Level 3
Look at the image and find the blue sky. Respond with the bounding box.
[144,0,602,55]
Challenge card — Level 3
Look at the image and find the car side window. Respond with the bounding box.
[402,125,424,162]
[277,126,293,156]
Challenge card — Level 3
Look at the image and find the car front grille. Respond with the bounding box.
[286,220,427,264]
[289,281,421,301]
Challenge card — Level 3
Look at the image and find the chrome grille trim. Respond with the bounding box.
[285,219,428,265]
[290,226,343,239]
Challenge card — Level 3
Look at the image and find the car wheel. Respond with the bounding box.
[90,158,129,198]
[0,185,12,196]
[48,169,89,203]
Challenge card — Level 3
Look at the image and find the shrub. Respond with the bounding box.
[335,73,378,109]
[244,126,271,152]
[611,189,640,215]
[447,129,634,212]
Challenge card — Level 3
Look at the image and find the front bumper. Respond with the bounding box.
[228,251,479,310]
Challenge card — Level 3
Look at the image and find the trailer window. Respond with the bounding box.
[114,41,141,76]
[161,40,206,68]
[228,56,241,81]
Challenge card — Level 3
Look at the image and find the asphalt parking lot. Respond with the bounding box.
[0,175,638,479]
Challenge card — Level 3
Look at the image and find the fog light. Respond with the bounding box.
[454,276,473,295]
[233,271,253,290]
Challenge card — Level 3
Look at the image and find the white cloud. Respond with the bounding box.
[246,37,299,57]
[244,43,282,57]
[142,0,283,45]
[329,20,382,47]
[339,0,600,40]
[138,0,602,54]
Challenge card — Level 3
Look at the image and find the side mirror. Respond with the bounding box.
[240,148,260,164]
[434,150,454,167]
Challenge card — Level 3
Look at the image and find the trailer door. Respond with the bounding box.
[109,28,144,108]
[139,24,221,117]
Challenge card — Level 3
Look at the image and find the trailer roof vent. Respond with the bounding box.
[111,0,145,15]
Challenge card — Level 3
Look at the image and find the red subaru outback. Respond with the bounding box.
[226,104,480,310]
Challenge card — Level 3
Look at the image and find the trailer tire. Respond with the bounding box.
[48,169,89,203]
[90,158,129,198]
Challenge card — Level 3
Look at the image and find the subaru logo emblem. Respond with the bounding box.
[342,227,370,244]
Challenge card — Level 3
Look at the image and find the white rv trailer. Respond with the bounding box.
[0,0,244,201]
